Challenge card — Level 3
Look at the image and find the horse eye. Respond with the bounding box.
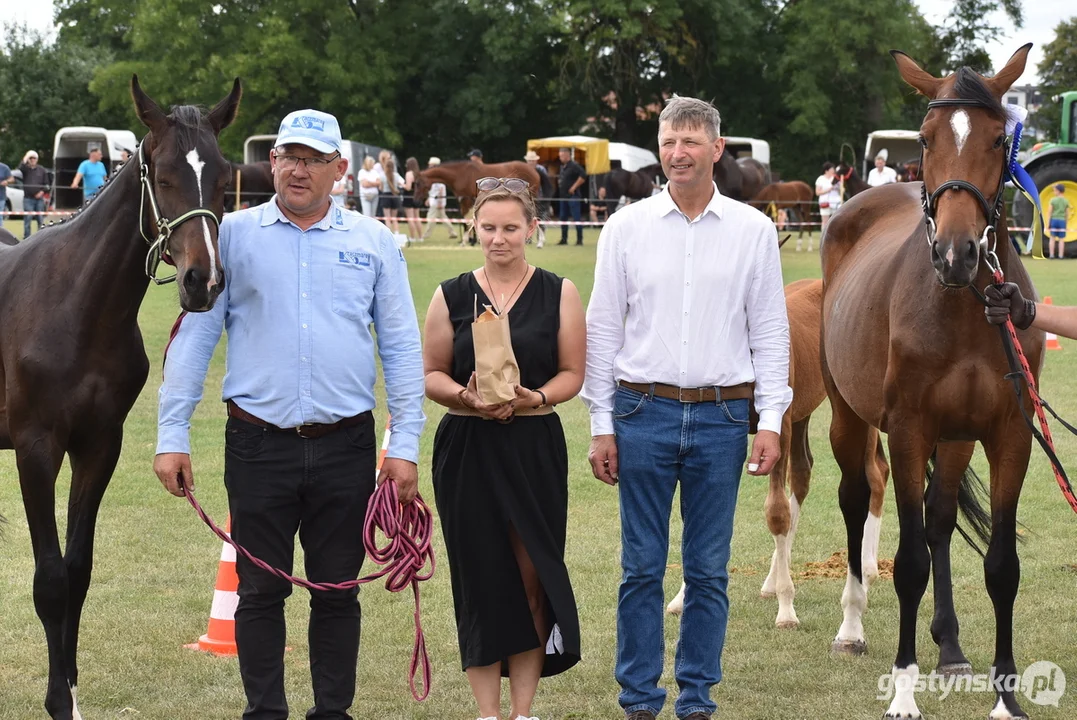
[994,135,1005,149]
[918,136,928,149]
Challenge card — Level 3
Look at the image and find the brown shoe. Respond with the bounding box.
[627,712,657,720]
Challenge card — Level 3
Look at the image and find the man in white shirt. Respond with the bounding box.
[581,96,791,720]
[867,148,898,188]
[420,156,458,240]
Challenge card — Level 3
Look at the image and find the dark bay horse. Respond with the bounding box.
[604,163,663,200]
[712,152,769,202]
[0,76,240,719]
[226,160,273,210]
[666,279,890,628]
[821,46,1041,719]
[835,162,871,198]
[412,160,542,217]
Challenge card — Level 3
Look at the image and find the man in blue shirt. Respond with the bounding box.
[71,147,108,200]
[154,108,425,720]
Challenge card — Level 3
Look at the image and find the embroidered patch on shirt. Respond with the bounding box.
[339,251,371,266]
[398,248,406,262]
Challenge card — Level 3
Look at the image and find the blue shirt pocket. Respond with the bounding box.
[331,265,375,322]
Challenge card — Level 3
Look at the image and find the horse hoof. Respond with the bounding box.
[665,603,683,616]
[760,589,776,599]
[831,639,867,656]
[936,662,973,677]
[776,619,800,629]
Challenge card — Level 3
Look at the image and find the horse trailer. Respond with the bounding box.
[51,127,138,211]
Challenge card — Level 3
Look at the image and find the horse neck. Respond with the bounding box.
[66,160,152,320]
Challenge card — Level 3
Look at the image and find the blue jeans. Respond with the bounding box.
[24,196,46,238]
[559,194,583,243]
[613,385,748,718]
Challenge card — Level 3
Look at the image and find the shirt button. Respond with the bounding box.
[302,324,308,329]
[302,292,308,298]
[302,262,308,267]
[301,357,307,362]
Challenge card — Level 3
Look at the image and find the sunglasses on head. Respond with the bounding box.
[476,176,529,193]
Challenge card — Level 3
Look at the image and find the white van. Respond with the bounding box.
[52,127,138,210]
[863,130,920,177]
[722,136,771,166]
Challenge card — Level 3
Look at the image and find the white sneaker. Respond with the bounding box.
[514,716,539,720]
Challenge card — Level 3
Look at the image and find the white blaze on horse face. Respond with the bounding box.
[951,109,971,156]
[185,148,218,288]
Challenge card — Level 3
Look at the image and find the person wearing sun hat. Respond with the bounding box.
[154,107,426,720]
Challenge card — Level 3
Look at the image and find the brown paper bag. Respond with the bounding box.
[471,298,520,405]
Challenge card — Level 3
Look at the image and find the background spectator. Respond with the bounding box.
[19,151,50,238]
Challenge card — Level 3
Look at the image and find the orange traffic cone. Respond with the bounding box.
[1045,297,1062,350]
[185,516,239,656]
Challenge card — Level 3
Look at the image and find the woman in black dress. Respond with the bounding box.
[423,179,586,720]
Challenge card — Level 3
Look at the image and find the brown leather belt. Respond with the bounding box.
[618,380,754,403]
[227,400,368,439]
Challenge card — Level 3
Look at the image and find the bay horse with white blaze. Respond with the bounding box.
[666,279,891,628]
[0,76,240,719]
[822,46,1041,719]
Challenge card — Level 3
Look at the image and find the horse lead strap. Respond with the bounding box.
[976,269,1077,515]
[137,140,222,285]
[182,480,435,700]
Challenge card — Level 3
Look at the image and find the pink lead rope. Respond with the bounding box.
[182,479,435,700]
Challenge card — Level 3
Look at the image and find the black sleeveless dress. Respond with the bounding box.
[432,267,581,677]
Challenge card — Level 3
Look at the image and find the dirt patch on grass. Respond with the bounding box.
[794,550,893,581]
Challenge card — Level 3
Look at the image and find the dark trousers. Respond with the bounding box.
[559,195,584,243]
[223,413,377,720]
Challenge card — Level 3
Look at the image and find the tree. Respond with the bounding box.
[1033,18,1077,143]
[0,25,127,164]
[769,0,942,181]
[63,0,403,161]
[936,0,1023,73]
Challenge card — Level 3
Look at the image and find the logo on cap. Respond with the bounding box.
[292,116,326,132]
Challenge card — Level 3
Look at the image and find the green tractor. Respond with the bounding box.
[1014,90,1077,255]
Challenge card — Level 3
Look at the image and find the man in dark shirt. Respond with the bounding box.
[19,151,50,238]
[558,147,587,245]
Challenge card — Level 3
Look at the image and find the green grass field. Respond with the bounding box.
[1,219,1076,720]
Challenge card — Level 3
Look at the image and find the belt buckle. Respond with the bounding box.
[678,386,703,403]
[295,424,318,439]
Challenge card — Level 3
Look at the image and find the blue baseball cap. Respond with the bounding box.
[275,109,342,154]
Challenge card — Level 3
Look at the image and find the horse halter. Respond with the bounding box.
[137,140,222,285]
[919,98,1010,269]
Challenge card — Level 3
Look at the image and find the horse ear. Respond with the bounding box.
[891,50,942,99]
[130,75,168,135]
[984,44,1032,98]
[207,78,243,136]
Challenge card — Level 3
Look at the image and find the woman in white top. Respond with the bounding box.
[380,158,406,234]
[814,162,842,246]
[357,156,382,218]
[402,157,424,242]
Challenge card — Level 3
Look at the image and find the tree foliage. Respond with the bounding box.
[936,0,1023,73]
[0,24,126,164]
[0,0,1033,185]
[1034,18,1077,143]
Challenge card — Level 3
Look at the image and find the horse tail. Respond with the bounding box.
[925,451,1023,558]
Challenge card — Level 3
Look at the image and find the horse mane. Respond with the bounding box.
[949,67,1006,120]
[170,104,210,152]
